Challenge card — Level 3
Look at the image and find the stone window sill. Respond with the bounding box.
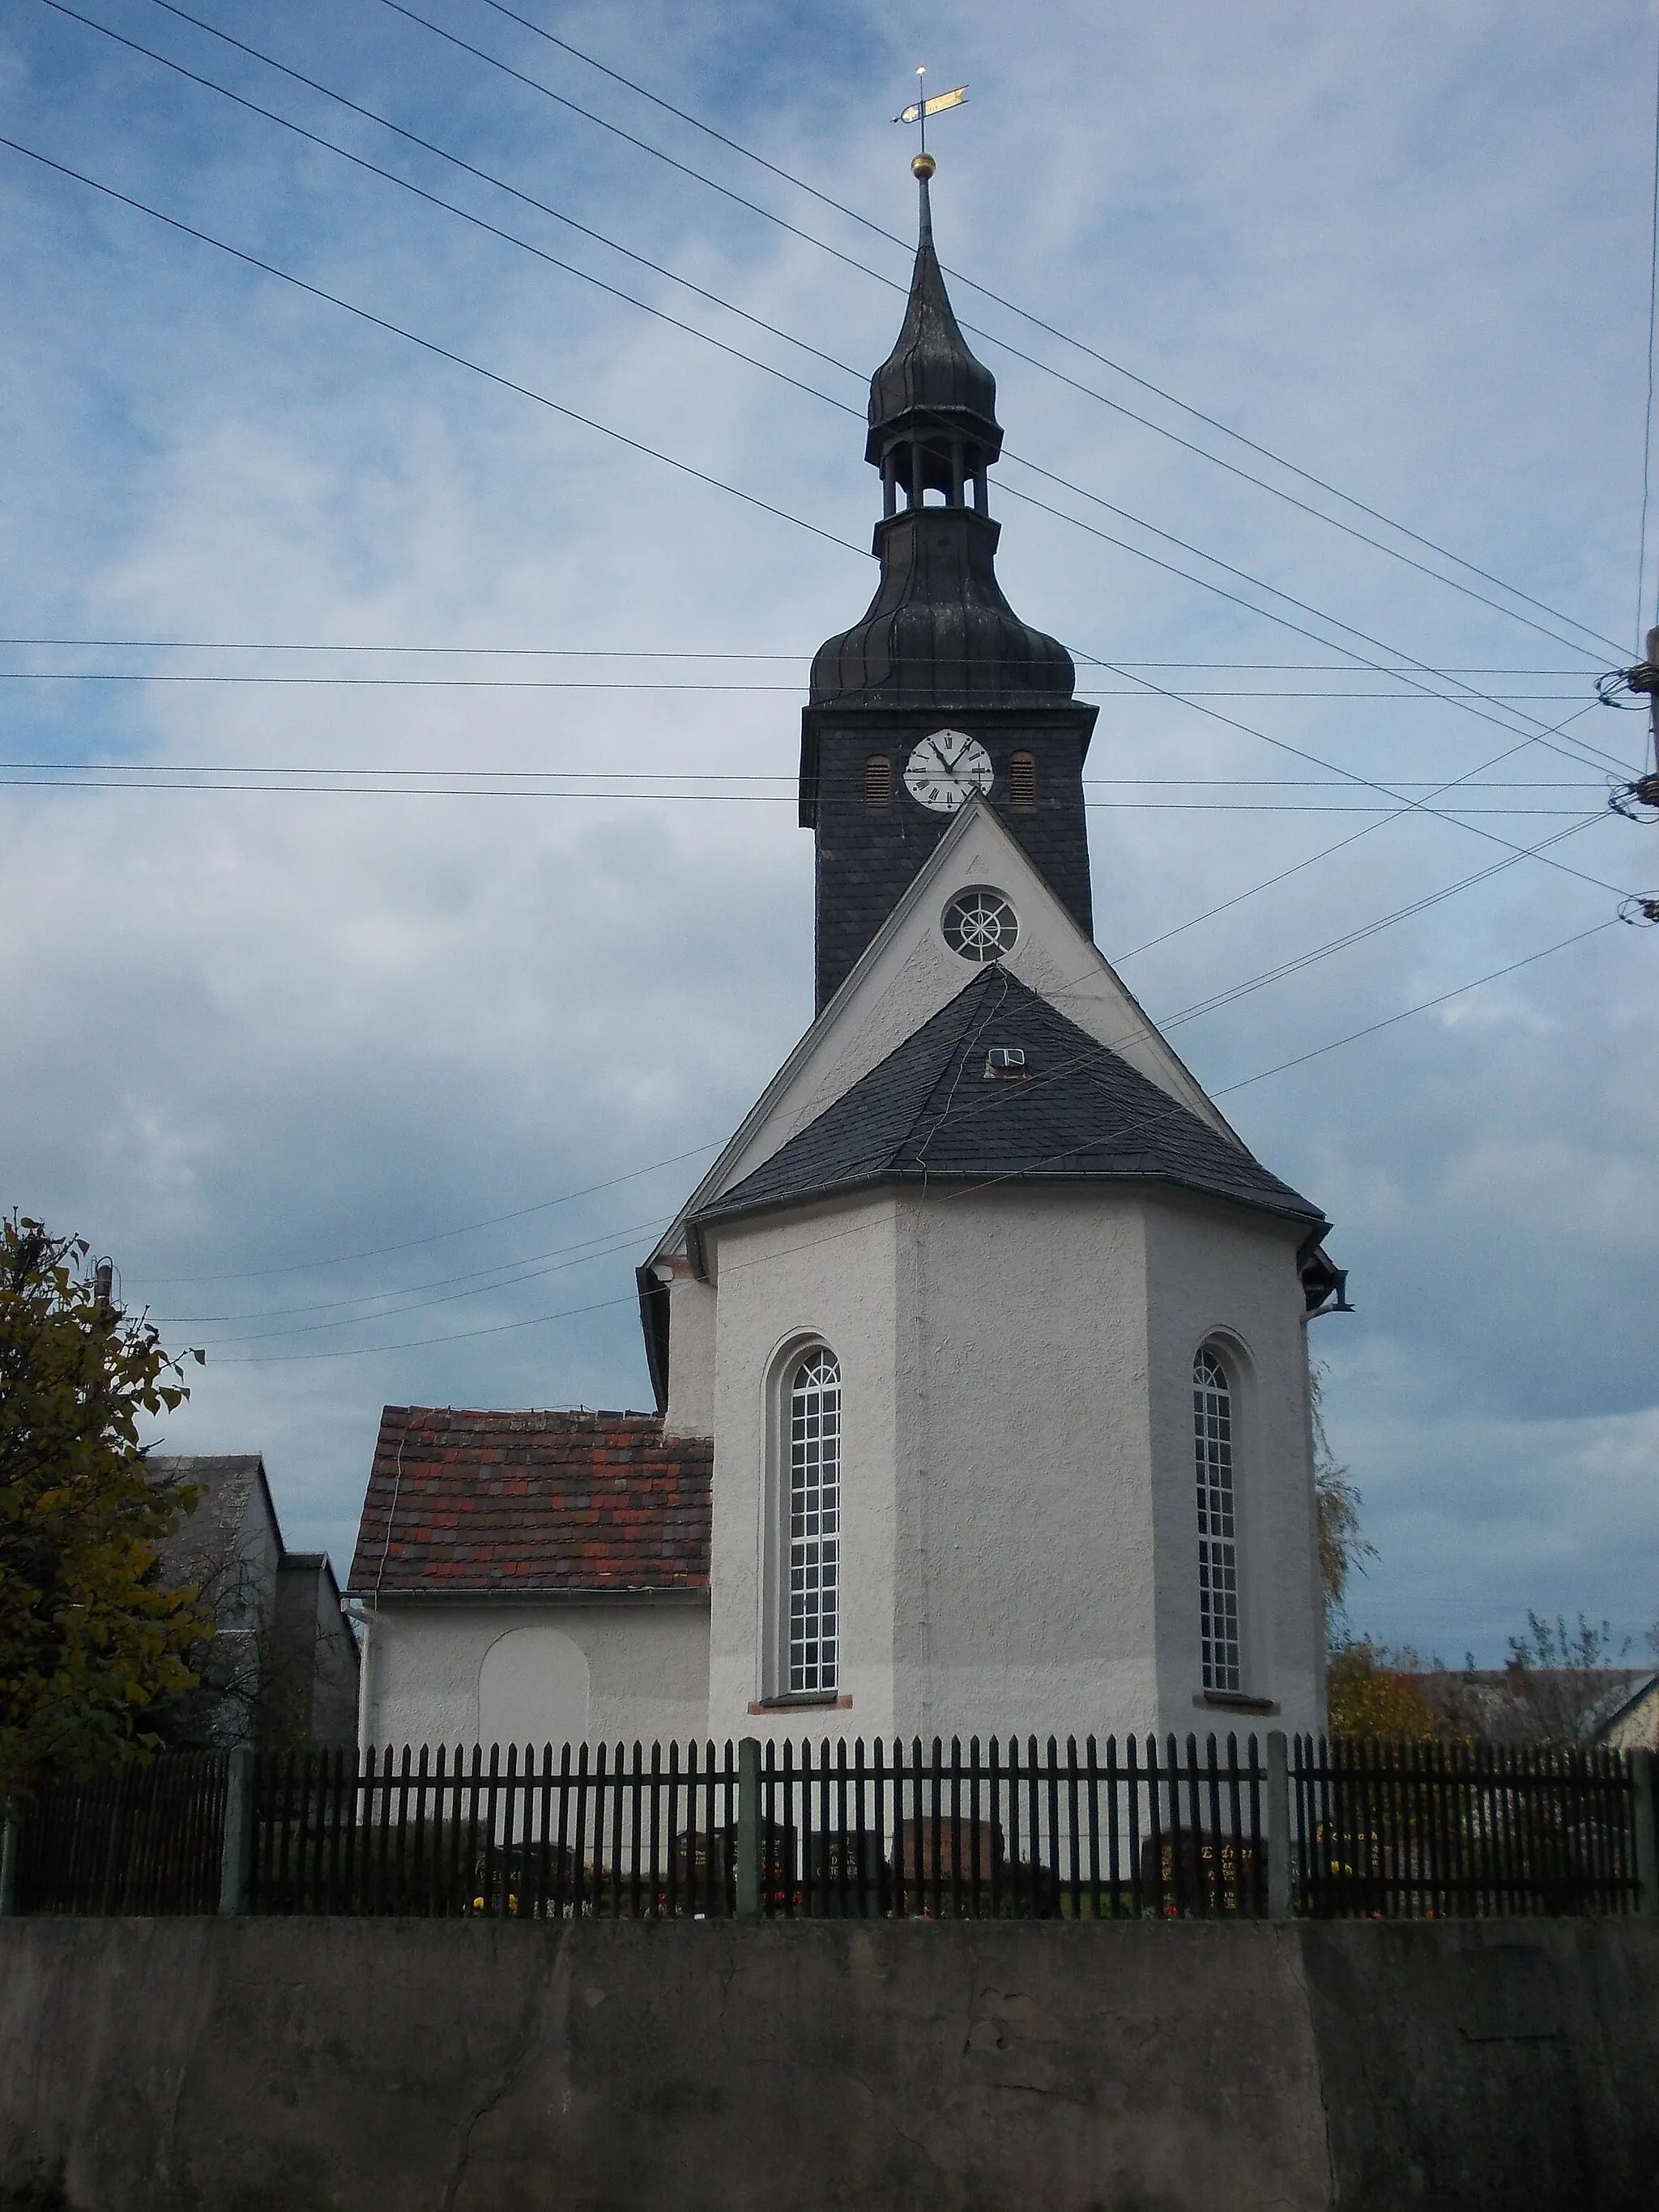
[748,1693,853,1713]
[1193,1690,1279,1715]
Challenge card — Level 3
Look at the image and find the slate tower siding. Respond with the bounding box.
[804,703,1097,1008]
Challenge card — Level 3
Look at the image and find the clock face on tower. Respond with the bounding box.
[903,730,994,814]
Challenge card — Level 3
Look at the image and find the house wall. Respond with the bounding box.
[706,1196,902,1741]
[271,1561,360,1750]
[1602,1686,1659,1752]
[308,1572,362,1749]
[1142,1196,1326,1741]
[359,1600,710,1754]
[663,1273,717,1436]
[703,1182,1322,1750]
[889,1185,1158,1745]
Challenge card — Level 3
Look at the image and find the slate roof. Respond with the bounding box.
[348,1408,713,1599]
[696,967,1324,1235]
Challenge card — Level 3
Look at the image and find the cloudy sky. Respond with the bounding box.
[2,0,1657,1665]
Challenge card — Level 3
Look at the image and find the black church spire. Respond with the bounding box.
[864,168,1002,495]
[809,161,1076,709]
[800,161,1098,1009]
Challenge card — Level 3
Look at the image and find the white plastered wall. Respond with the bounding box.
[1142,1196,1327,1742]
[359,1600,710,1754]
[702,1182,1323,1752]
[885,1185,1160,1746]
[705,1195,902,1742]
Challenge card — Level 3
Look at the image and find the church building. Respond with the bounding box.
[348,160,1343,1755]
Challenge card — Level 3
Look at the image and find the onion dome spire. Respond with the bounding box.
[810,163,1075,708]
[864,162,1003,497]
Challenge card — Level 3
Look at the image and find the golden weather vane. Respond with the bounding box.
[894,66,967,174]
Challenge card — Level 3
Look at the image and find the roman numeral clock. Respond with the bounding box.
[903,729,993,813]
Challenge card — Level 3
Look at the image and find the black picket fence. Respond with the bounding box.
[5,1733,1653,1922]
[1296,1736,1642,1919]
[9,1750,227,1916]
[247,1734,1267,1920]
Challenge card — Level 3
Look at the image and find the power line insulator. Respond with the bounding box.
[1617,892,1659,926]
[1601,624,1659,815]
[1608,771,1659,822]
[1598,661,1659,705]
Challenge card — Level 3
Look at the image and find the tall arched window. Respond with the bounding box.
[1007,749,1038,808]
[864,754,893,812]
[788,1349,841,1694]
[1194,1348,1241,1693]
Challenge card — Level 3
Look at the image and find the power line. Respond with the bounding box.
[1065,680,1630,900]
[0,774,1598,816]
[47,2,1631,773]
[0,641,1605,671]
[169,1216,673,1345]
[0,132,865,561]
[0,670,1601,699]
[0,760,1602,788]
[14,36,1631,1357]
[186,807,1613,1338]
[210,1286,639,1362]
[2,134,1635,873]
[405,0,1624,660]
[38,0,862,419]
[111,0,863,385]
[1092,701,1617,965]
[1211,918,1619,1095]
[993,475,1633,780]
[209,909,1621,1364]
[127,1140,721,1282]
[151,1212,675,1324]
[776,811,1615,1199]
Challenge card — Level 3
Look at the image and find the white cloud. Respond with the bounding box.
[2,0,1655,1653]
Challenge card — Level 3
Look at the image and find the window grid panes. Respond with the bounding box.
[788,1349,841,1694]
[1194,1348,1241,1694]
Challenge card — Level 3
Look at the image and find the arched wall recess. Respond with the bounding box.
[477,1624,591,1753]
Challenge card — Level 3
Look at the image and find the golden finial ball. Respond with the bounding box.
[911,152,936,180]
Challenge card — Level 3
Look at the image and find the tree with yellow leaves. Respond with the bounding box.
[1326,1643,1444,1740]
[0,1215,209,1801]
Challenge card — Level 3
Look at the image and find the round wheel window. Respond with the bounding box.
[941,887,1019,962]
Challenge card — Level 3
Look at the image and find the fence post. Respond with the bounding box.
[1266,1732,1292,1921]
[736,1737,761,1919]
[1632,1750,1658,1917]
[218,1748,256,1917]
[0,1805,17,1916]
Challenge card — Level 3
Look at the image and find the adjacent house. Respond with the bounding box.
[153,1454,359,1750]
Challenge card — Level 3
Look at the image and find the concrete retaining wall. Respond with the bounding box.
[2,1916,1656,2211]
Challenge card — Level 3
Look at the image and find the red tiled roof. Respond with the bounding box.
[348,1407,712,1598]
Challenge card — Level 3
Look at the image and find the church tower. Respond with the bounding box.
[351,155,1341,1768]
[801,160,1098,1008]
[629,157,1337,1756]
